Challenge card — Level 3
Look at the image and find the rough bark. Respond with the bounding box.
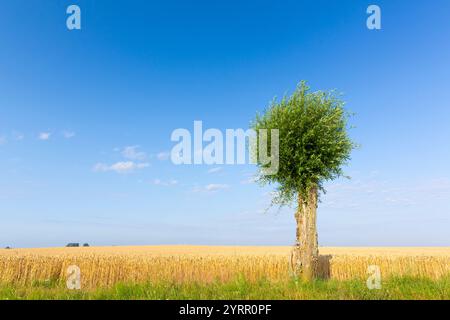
[292,187,319,281]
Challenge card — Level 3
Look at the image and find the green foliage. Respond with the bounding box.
[252,81,356,205]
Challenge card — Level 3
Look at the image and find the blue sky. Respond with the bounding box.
[1,1,449,248]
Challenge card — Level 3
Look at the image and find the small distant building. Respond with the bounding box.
[66,243,80,247]
[5,246,11,249]
[83,243,90,247]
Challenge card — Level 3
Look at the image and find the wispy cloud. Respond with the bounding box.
[152,179,178,186]
[38,132,51,140]
[193,183,230,194]
[94,145,150,174]
[240,171,258,184]
[241,176,257,184]
[121,146,147,161]
[62,131,76,139]
[156,151,170,161]
[206,184,229,192]
[0,136,6,145]
[93,161,149,174]
[207,167,223,174]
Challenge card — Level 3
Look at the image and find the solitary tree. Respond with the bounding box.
[252,81,356,281]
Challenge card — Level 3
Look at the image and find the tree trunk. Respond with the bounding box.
[292,187,319,281]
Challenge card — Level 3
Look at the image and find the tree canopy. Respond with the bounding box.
[252,81,356,205]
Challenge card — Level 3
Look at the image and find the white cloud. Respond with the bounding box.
[93,161,149,174]
[93,163,109,172]
[157,151,170,161]
[152,179,178,186]
[241,176,257,184]
[38,132,51,140]
[94,146,149,175]
[206,184,229,192]
[193,183,230,193]
[121,146,147,161]
[63,131,76,139]
[207,167,223,174]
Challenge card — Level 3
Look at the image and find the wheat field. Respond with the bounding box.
[0,246,449,289]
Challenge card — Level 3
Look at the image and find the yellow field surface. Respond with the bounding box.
[0,246,449,288]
